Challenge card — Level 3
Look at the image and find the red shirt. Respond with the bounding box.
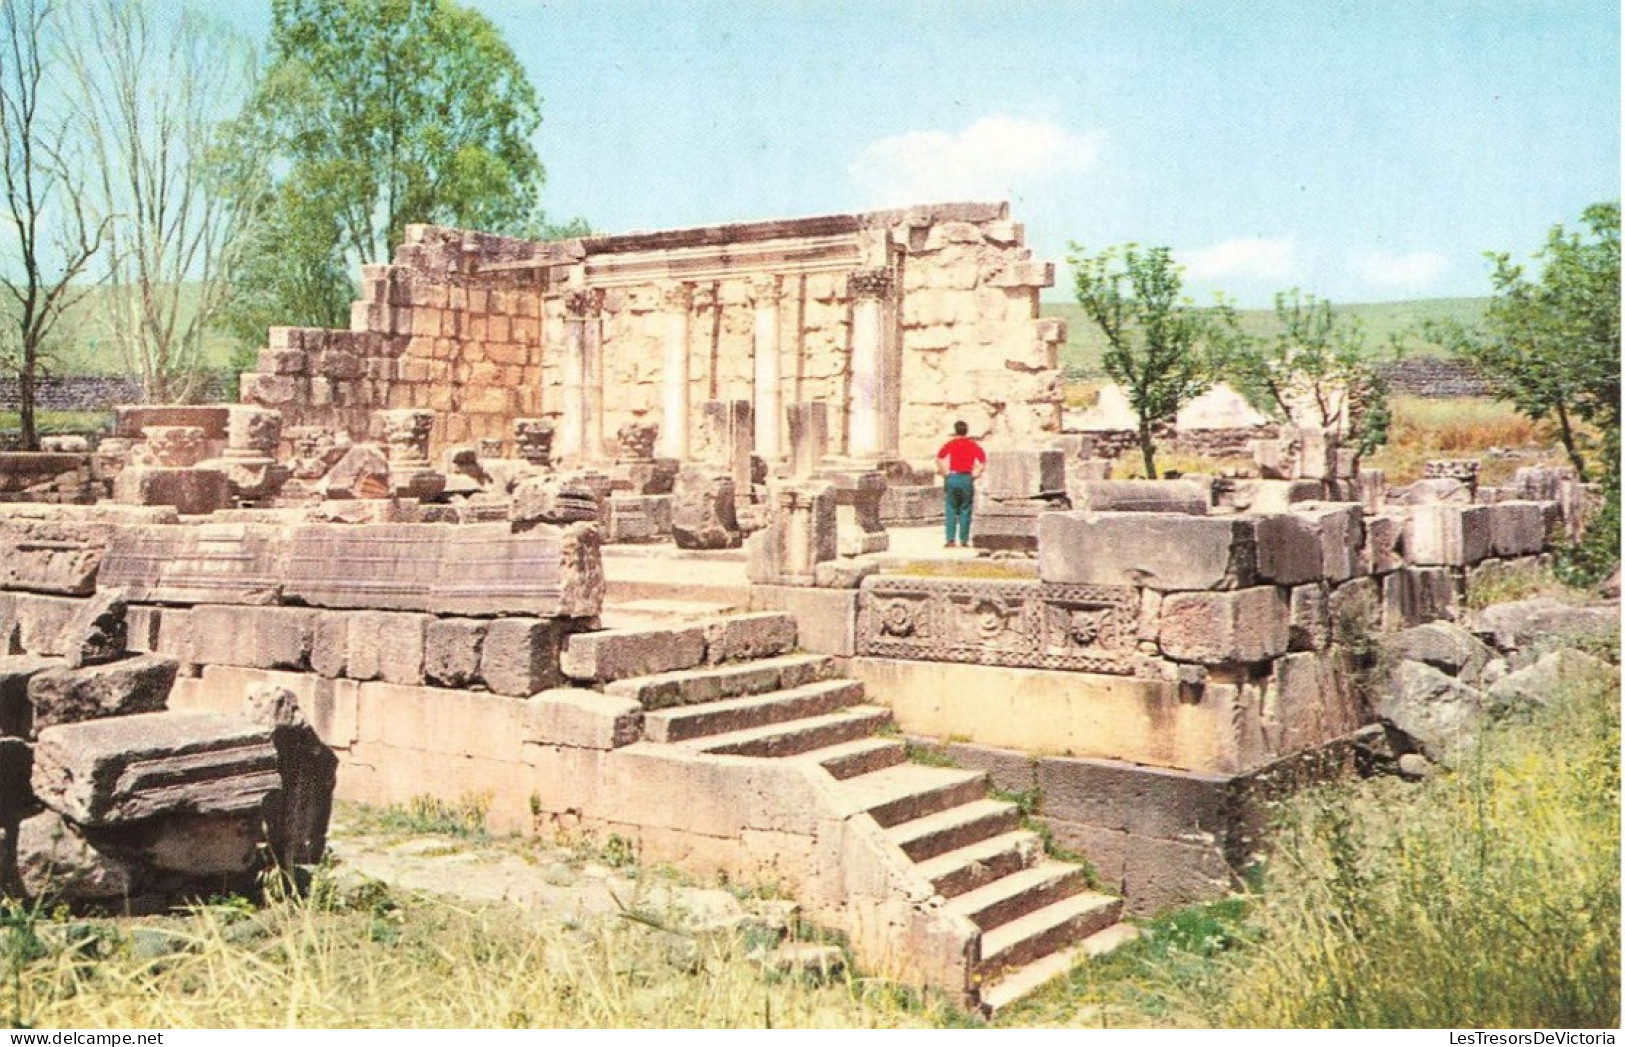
[937,436,986,475]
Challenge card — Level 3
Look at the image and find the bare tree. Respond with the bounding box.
[64,0,261,403]
[0,0,107,449]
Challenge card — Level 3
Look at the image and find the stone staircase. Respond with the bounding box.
[596,617,1134,1013]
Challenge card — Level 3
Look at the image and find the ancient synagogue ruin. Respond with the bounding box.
[0,202,1607,1012]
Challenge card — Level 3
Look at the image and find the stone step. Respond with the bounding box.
[977,923,1142,1016]
[976,891,1123,981]
[795,736,907,780]
[644,679,864,743]
[913,830,1044,899]
[887,799,1022,863]
[605,653,839,710]
[692,706,893,759]
[839,764,989,829]
[945,860,1087,932]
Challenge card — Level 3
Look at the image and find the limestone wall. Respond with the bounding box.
[239,203,1062,466]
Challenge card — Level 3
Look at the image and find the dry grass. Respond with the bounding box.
[1367,396,1577,484]
[0,867,957,1029]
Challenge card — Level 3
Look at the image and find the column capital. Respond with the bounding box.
[658,281,694,311]
[564,288,603,318]
[848,267,895,302]
[748,274,783,305]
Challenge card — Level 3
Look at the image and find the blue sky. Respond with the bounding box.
[226,1,1620,307]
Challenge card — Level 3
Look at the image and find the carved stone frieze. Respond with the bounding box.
[848,267,895,301]
[856,576,1140,674]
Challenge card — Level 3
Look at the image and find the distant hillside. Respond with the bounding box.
[1043,297,1490,377]
[1,283,249,377]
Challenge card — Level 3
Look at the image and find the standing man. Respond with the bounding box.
[936,420,986,548]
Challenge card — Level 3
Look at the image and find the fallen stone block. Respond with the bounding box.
[113,466,231,515]
[1384,622,1495,682]
[33,711,279,826]
[1406,504,1493,566]
[0,518,116,596]
[318,444,391,499]
[1486,501,1550,559]
[17,809,135,901]
[1376,661,1485,763]
[27,655,179,736]
[1071,480,1208,515]
[1468,598,1621,660]
[671,470,742,550]
[1159,586,1289,664]
[242,682,337,866]
[1485,649,1617,720]
[4,593,81,657]
[60,589,127,671]
[512,475,601,528]
[1039,512,1256,591]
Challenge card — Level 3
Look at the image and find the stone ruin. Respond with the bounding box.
[0,201,1611,1012]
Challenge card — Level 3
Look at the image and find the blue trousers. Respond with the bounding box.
[944,473,975,544]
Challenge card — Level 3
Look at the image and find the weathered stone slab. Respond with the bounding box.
[702,613,798,664]
[560,625,707,683]
[27,655,179,735]
[671,469,742,550]
[606,494,672,543]
[858,576,1141,674]
[0,518,117,596]
[1375,661,1484,763]
[424,618,486,688]
[1288,583,1330,652]
[1406,504,1493,566]
[115,405,229,442]
[982,450,1065,500]
[5,592,81,656]
[113,466,231,515]
[1159,586,1290,665]
[344,611,429,685]
[188,605,317,672]
[512,475,601,528]
[1071,480,1208,515]
[283,521,603,618]
[526,688,643,749]
[1258,503,1364,584]
[1486,501,1549,558]
[98,523,286,605]
[17,810,135,900]
[242,682,337,866]
[1036,755,1232,838]
[98,811,265,876]
[61,590,128,668]
[968,500,1048,553]
[1039,512,1256,591]
[318,444,391,499]
[480,618,571,696]
[1381,567,1458,630]
[32,711,279,826]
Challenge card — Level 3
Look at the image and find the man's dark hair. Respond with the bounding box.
[953,420,968,437]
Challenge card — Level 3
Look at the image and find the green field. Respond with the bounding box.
[1043,297,1488,377]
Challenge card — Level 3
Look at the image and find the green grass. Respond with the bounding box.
[0,410,114,435]
[341,793,494,842]
[1045,296,1488,377]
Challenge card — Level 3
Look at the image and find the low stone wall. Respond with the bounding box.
[1380,357,1490,398]
[0,375,228,413]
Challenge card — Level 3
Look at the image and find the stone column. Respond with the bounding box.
[786,402,829,480]
[583,292,608,462]
[750,275,783,461]
[659,282,693,461]
[559,292,589,463]
[848,268,894,460]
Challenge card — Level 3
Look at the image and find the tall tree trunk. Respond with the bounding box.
[1554,400,1588,481]
[19,345,37,451]
[1138,419,1158,480]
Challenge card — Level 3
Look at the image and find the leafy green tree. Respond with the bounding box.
[1068,243,1241,479]
[224,0,552,336]
[1232,289,1393,456]
[1426,202,1620,481]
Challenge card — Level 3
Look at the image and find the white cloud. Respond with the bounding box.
[1351,249,1448,290]
[849,116,1103,207]
[1177,237,1297,281]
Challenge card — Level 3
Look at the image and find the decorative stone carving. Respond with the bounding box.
[615,421,659,463]
[476,437,505,460]
[137,426,208,468]
[514,418,555,468]
[848,267,895,301]
[564,288,603,318]
[856,577,1141,674]
[376,409,434,467]
[226,407,282,459]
